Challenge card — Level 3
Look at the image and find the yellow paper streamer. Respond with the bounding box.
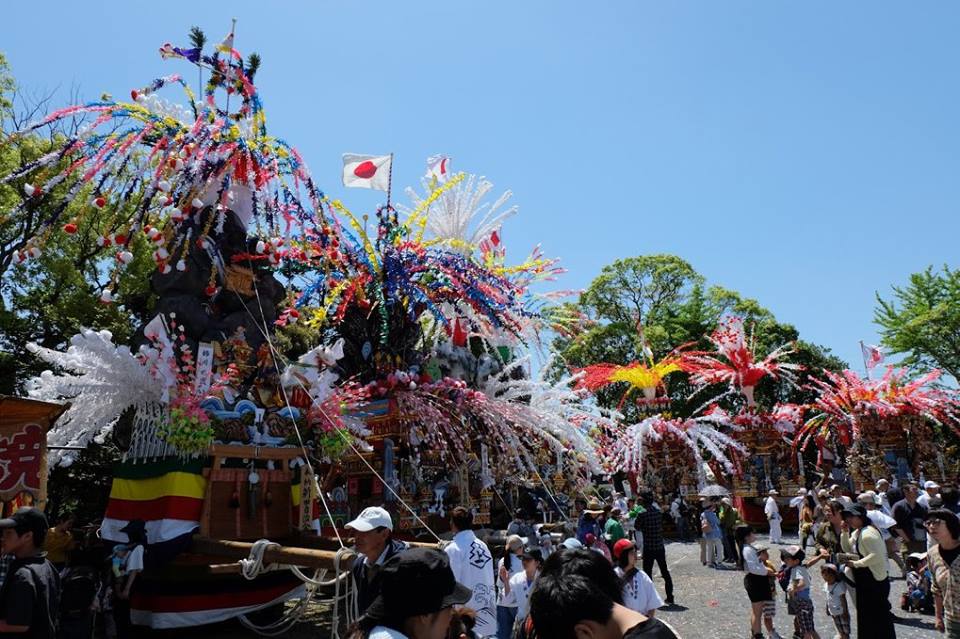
[327,199,380,273]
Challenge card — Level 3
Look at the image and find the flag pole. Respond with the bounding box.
[859,340,870,380]
[386,153,394,210]
[224,18,237,116]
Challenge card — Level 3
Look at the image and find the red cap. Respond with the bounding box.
[613,538,635,560]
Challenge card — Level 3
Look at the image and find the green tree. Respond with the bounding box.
[553,255,847,420]
[875,265,960,382]
[0,54,154,393]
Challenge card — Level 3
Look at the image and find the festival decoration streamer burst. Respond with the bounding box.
[601,410,746,477]
[794,367,960,451]
[1,26,326,299]
[684,316,802,407]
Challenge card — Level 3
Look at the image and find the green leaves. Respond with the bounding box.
[189,26,207,51]
[875,265,960,382]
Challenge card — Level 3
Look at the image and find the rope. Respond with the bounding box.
[236,541,359,638]
[239,539,281,580]
[234,278,442,542]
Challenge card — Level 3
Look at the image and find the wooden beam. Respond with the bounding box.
[190,536,361,571]
[189,535,446,572]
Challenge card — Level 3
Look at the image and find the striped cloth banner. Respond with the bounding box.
[102,457,206,544]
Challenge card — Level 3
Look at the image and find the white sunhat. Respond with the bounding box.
[345,506,393,532]
[857,491,879,505]
[924,480,940,490]
[561,537,583,550]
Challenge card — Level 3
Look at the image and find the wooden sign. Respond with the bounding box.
[0,396,66,507]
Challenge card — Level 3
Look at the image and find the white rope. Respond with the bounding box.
[236,541,359,638]
[240,539,281,580]
[234,281,441,542]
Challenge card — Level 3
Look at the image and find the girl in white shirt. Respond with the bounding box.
[495,535,525,639]
[501,548,543,624]
[612,539,663,616]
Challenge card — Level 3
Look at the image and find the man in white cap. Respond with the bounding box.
[830,484,854,508]
[875,478,893,515]
[345,506,409,616]
[918,480,940,509]
[790,488,808,537]
[765,490,782,544]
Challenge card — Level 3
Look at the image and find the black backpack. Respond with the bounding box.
[60,567,98,616]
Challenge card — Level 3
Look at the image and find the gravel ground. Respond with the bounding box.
[141,533,939,639]
[654,534,939,639]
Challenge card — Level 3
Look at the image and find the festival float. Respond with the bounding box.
[5,25,609,632]
[794,367,960,492]
[578,316,808,526]
[681,317,808,524]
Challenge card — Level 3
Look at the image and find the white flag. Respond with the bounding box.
[425,155,451,185]
[342,153,392,191]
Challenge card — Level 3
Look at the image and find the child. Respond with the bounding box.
[902,553,932,613]
[760,547,784,639]
[820,564,850,639]
[781,546,820,639]
[110,544,129,578]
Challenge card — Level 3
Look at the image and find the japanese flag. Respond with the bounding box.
[342,153,392,191]
[861,342,884,369]
[425,155,451,185]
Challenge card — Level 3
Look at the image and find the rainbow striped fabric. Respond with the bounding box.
[102,457,206,544]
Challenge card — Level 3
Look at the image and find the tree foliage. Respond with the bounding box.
[875,265,960,382]
[0,55,155,393]
[553,255,847,420]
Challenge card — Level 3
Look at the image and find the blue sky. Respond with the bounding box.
[2,2,958,370]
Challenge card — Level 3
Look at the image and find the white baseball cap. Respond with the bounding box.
[345,506,393,532]
[857,491,879,505]
[924,480,940,490]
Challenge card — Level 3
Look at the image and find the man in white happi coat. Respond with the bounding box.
[444,506,497,638]
[765,489,782,544]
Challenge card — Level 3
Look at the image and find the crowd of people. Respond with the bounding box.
[2,477,959,638]
[0,508,145,639]
[740,479,960,639]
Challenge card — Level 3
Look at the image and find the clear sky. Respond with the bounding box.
[2,2,958,370]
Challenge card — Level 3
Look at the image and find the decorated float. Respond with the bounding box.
[795,367,960,492]
[6,25,608,632]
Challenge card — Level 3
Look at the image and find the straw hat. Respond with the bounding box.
[583,498,604,515]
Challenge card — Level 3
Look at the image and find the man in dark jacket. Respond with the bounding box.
[633,491,675,605]
[346,506,409,615]
[0,508,60,638]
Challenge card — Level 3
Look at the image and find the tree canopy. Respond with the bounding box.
[875,265,960,383]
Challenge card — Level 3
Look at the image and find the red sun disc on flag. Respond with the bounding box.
[354,161,377,179]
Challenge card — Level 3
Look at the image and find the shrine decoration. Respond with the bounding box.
[575,349,688,411]
[600,408,745,479]
[0,24,326,301]
[685,316,801,407]
[794,367,960,488]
